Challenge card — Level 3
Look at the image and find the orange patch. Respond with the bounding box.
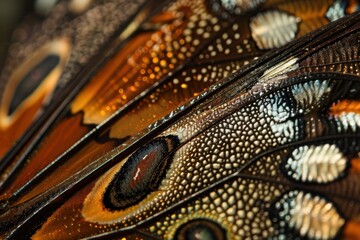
[350,158,360,174]
[343,220,360,240]
[329,100,360,115]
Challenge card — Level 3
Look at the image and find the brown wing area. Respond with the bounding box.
[3,4,360,240]
[269,0,331,36]
[31,181,101,240]
[193,0,343,63]
[6,61,247,206]
[0,0,222,204]
[0,32,161,196]
[0,96,46,158]
[0,39,71,158]
[29,15,360,240]
[70,5,211,125]
[0,0,148,159]
[2,0,358,211]
[0,113,90,201]
[109,61,247,139]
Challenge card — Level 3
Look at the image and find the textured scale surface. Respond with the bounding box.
[0,0,360,239]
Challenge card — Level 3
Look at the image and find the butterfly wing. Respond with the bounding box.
[0,0,151,159]
[1,0,356,207]
[0,0,360,239]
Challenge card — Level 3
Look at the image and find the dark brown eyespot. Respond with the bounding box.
[0,38,70,129]
[8,54,60,115]
[103,135,180,210]
[175,219,227,240]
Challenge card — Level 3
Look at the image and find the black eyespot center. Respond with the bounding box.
[103,135,180,210]
[8,54,61,115]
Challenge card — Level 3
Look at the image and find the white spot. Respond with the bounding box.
[291,80,331,113]
[133,167,141,181]
[334,112,360,132]
[250,10,299,49]
[69,0,93,14]
[285,144,347,183]
[220,0,265,15]
[275,191,345,239]
[326,0,346,22]
[271,119,298,141]
[261,93,298,141]
[260,57,298,82]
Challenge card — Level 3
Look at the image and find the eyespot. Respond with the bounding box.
[174,219,227,240]
[7,55,60,116]
[82,135,180,223]
[103,135,180,210]
[0,38,70,129]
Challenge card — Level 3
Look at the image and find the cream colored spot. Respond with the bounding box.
[250,10,299,49]
[69,0,93,14]
[285,144,347,183]
[292,191,344,239]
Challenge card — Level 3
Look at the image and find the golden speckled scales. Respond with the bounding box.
[0,0,360,239]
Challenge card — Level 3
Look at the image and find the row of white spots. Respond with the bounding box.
[198,23,248,60]
[275,190,345,239]
[285,144,347,183]
[172,61,243,85]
